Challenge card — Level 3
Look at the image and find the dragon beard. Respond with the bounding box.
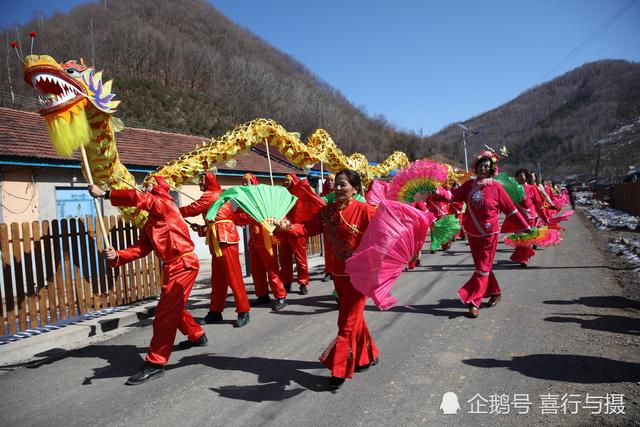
[44,101,92,157]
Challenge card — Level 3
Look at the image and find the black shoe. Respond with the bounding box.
[284,283,291,293]
[430,250,435,254]
[177,334,208,349]
[199,311,223,324]
[519,262,527,268]
[299,285,309,295]
[355,357,379,373]
[234,312,250,328]
[272,298,287,311]
[126,361,164,385]
[252,295,271,306]
[329,376,345,390]
[415,259,421,266]
[321,274,332,282]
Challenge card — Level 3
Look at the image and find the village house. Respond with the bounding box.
[0,106,313,262]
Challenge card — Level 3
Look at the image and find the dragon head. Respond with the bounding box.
[23,54,120,156]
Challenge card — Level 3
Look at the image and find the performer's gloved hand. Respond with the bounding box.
[88,184,105,198]
[103,247,118,261]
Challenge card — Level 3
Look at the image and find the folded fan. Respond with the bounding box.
[494,172,525,204]
[322,192,366,204]
[345,200,435,310]
[429,214,461,251]
[206,184,297,233]
[504,226,562,248]
[388,159,449,203]
[365,179,390,206]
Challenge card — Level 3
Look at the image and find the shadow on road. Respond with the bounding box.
[0,344,147,383]
[544,314,640,336]
[177,354,332,400]
[544,296,640,311]
[268,295,337,316]
[463,354,640,383]
[368,299,467,319]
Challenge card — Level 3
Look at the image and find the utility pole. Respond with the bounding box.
[594,145,601,188]
[457,123,469,171]
[537,162,543,182]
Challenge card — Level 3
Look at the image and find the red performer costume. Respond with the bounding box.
[407,200,428,269]
[450,195,466,240]
[276,170,378,390]
[437,152,530,318]
[90,177,207,385]
[279,174,311,294]
[320,174,336,282]
[235,173,287,310]
[510,169,549,266]
[179,172,250,327]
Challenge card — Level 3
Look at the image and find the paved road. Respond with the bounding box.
[0,213,638,426]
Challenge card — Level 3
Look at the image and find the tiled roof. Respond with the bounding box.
[0,106,298,175]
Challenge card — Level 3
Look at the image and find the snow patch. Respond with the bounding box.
[585,207,639,231]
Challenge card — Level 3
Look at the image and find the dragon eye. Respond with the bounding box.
[65,68,80,76]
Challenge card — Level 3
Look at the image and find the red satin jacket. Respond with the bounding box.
[179,172,239,246]
[277,197,375,276]
[438,178,530,237]
[109,188,195,266]
[517,183,548,225]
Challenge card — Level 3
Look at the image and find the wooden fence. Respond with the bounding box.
[0,216,162,336]
[594,182,640,216]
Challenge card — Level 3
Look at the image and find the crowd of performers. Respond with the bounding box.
[87,150,570,389]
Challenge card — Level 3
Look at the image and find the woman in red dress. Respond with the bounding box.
[510,168,549,267]
[275,169,379,390]
[435,152,530,318]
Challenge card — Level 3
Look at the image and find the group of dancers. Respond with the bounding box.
[87,149,568,389]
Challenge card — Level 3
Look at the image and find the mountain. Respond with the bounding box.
[424,60,640,181]
[0,0,421,161]
[1,1,639,180]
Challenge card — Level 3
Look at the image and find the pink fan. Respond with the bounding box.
[365,179,389,206]
[345,200,435,310]
[549,209,574,224]
[388,159,449,203]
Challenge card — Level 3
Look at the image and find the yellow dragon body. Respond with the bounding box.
[22,53,408,226]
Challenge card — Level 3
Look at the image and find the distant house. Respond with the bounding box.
[0,106,305,261]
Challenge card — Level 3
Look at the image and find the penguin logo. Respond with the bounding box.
[439,392,461,414]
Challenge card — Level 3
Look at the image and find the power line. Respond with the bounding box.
[538,0,638,84]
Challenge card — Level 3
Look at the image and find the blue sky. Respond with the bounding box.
[3,0,639,135]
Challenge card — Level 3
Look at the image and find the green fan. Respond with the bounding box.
[429,214,461,251]
[321,193,366,204]
[206,184,297,233]
[494,172,524,204]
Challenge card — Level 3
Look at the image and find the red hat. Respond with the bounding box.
[200,171,221,192]
[150,176,173,200]
[242,173,259,185]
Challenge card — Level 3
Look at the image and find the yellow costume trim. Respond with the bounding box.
[206,220,235,257]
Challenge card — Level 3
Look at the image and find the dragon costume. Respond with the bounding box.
[21,52,409,226]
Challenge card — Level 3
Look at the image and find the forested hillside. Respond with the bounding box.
[0,0,421,161]
[425,60,640,180]
[2,0,639,179]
